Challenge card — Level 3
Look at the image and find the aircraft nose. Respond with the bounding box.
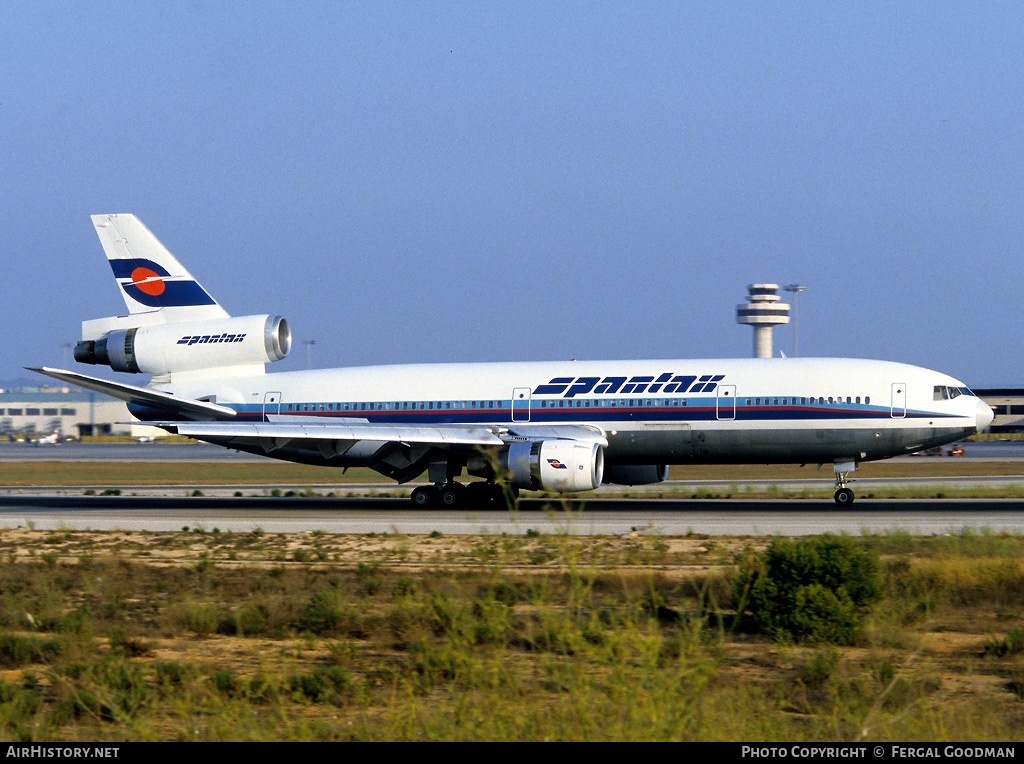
[976,398,994,432]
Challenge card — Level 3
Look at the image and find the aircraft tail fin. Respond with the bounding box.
[91,214,229,322]
[75,216,289,378]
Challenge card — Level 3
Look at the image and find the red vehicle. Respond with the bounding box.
[947,444,965,456]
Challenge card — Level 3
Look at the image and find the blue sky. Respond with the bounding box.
[3,2,1022,385]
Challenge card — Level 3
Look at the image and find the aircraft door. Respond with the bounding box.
[263,391,282,420]
[716,385,736,420]
[890,383,906,419]
[512,388,531,422]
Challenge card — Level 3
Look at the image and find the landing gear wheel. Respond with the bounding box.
[834,487,855,505]
[411,486,438,507]
[440,483,464,507]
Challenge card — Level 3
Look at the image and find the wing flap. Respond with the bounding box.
[168,420,505,446]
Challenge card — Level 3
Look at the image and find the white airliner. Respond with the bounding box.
[32,214,993,506]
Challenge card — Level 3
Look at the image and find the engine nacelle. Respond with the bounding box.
[603,464,669,486]
[74,315,291,375]
[501,440,604,493]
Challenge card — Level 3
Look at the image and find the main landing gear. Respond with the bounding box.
[833,460,857,505]
[410,482,518,508]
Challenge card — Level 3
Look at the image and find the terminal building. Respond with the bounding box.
[0,389,162,440]
[972,389,1024,433]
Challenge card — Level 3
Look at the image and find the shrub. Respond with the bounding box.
[154,660,197,687]
[288,665,353,705]
[210,669,242,697]
[0,633,62,667]
[800,647,841,688]
[298,589,361,636]
[984,627,1024,658]
[735,535,881,644]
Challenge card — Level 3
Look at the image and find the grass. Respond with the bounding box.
[0,461,382,486]
[0,527,1022,741]
[4,459,1024,502]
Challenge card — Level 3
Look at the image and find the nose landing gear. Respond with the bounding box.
[833,460,857,505]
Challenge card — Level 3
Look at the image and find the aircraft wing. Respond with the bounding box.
[501,424,608,446]
[167,420,606,449]
[168,420,505,447]
[28,367,237,419]
[164,420,606,483]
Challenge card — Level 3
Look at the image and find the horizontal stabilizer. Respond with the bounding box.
[28,367,236,420]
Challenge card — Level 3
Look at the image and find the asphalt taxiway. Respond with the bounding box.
[2,495,1023,536]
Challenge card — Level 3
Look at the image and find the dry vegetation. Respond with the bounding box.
[0,527,1022,741]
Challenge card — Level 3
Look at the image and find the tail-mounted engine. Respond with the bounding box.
[499,440,604,493]
[74,314,291,375]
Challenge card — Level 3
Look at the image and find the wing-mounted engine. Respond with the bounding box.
[500,440,605,492]
[74,314,291,375]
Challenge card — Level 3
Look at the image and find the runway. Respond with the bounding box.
[4,440,1024,535]
[2,494,1024,535]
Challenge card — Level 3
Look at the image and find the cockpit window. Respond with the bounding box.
[959,387,976,397]
[935,385,969,401]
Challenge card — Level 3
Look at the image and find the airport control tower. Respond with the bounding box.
[736,284,790,359]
